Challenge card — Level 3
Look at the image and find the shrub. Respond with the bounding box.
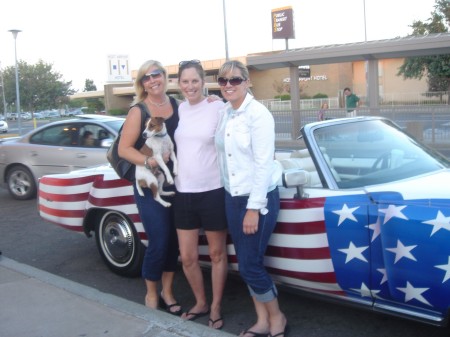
[274,94,291,101]
[108,108,127,116]
[313,93,328,99]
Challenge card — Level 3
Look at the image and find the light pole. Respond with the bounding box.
[9,29,21,135]
[222,0,229,61]
[363,0,367,41]
[0,62,7,119]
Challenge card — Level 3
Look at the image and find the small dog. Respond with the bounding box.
[135,117,178,207]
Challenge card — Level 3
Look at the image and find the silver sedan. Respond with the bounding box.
[0,115,124,200]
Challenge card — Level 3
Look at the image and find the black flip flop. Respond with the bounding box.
[158,295,182,316]
[209,316,224,330]
[183,309,210,321]
[240,329,269,337]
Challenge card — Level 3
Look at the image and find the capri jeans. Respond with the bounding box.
[133,184,179,281]
[225,187,280,302]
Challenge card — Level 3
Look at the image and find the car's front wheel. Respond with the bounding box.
[95,211,145,277]
[6,165,37,200]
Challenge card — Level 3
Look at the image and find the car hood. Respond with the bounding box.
[0,136,20,143]
[365,169,450,204]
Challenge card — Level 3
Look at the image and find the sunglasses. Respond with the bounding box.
[217,77,246,86]
[141,70,164,83]
[179,59,201,67]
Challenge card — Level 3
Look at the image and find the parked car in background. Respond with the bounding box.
[32,112,45,119]
[0,119,8,133]
[66,107,88,116]
[0,115,124,200]
[7,112,18,120]
[38,116,450,327]
[21,112,32,120]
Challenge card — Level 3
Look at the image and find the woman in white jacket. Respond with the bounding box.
[215,60,287,337]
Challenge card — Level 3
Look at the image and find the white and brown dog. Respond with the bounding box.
[135,117,177,207]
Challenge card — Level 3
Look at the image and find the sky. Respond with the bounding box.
[0,0,438,92]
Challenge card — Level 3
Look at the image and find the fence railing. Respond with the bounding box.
[260,91,449,110]
[271,105,450,157]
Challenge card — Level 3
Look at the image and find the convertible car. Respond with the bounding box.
[38,116,450,326]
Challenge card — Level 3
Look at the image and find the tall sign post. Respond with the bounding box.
[107,55,131,83]
[271,6,295,50]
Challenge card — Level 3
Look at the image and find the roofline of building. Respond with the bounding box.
[246,33,450,69]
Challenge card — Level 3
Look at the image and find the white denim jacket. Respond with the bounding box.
[215,93,282,213]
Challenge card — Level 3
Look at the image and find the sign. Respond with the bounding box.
[271,6,295,39]
[299,66,311,78]
[107,55,132,82]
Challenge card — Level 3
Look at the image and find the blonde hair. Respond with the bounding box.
[132,60,167,105]
[218,60,252,95]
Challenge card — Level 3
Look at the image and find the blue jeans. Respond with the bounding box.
[133,185,179,281]
[225,187,280,302]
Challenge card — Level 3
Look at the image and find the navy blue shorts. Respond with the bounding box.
[174,187,227,231]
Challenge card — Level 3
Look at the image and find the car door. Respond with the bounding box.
[28,122,110,177]
[271,183,374,307]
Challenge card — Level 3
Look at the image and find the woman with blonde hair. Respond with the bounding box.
[118,60,181,315]
[215,60,288,337]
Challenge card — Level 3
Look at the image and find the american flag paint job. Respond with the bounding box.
[38,165,450,325]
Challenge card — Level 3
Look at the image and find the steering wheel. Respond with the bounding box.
[371,151,391,171]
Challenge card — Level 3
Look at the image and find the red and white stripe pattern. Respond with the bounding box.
[39,171,342,296]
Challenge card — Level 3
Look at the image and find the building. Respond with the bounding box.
[70,33,450,112]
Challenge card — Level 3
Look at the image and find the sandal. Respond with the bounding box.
[208,316,224,330]
[158,295,182,316]
[240,329,269,337]
[182,308,210,321]
[269,324,290,337]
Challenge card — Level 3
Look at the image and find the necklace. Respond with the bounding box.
[147,95,168,107]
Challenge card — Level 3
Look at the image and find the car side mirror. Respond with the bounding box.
[282,169,309,199]
[100,138,114,148]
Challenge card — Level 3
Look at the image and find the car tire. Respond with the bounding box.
[95,211,145,277]
[6,165,37,200]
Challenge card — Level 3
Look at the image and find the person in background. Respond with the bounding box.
[174,60,228,330]
[343,87,360,117]
[81,130,95,146]
[214,60,288,337]
[118,60,182,316]
[318,102,328,121]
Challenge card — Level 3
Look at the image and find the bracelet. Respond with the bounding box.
[144,156,152,169]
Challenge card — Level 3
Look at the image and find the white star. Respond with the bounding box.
[350,282,381,298]
[379,204,408,224]
[397,281,431,306]
[338,241,368,263]
[435,256,450,283]
[332,204,360,226]
[423,210,450,236]
[367,216,381,242]
[377,268,388,284]
[386,240,417,263]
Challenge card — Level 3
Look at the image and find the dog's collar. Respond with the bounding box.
[154,132,167,137]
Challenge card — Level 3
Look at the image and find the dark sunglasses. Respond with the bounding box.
[141,70,163,83]
[179,59,201,67]
[218,76,246,86]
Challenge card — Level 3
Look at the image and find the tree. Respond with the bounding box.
[83,79,97,92]
[83,78,105,113]
[1,59,75,113]
[397,0,450,100]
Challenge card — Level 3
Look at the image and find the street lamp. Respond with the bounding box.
[0,62,7,119]
[222,0,229,61]
[9,29,22,135]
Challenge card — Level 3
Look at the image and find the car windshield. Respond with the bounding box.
[312,119,450,189]
[103,119,124,133]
